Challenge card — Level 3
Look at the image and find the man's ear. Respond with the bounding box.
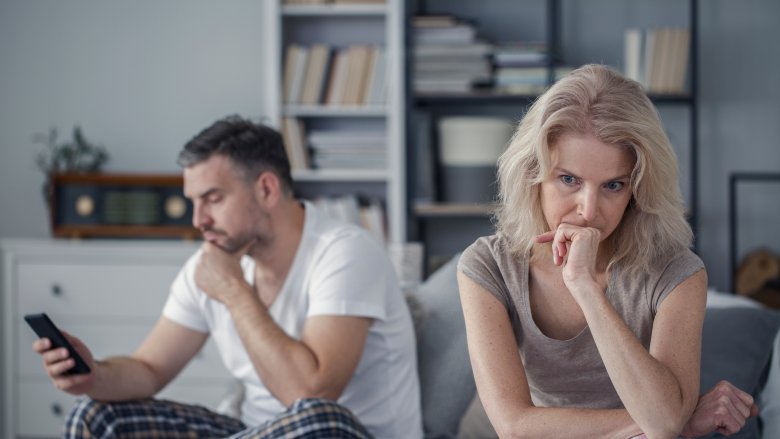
[254,171,282,207]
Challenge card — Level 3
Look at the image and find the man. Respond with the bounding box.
[33,115,422,438]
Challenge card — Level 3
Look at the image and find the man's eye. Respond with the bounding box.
[560,175,577,185]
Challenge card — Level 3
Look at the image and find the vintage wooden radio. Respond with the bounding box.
[49,173,199,239]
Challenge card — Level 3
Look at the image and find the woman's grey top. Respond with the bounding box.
[458,234,704,409]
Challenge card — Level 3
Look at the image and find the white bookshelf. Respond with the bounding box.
[265,0,405,243]
[283,105,388,117]
[292,168,389,182]
[281,4,388,16]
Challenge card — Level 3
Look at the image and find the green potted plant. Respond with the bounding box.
[33,125,110,205]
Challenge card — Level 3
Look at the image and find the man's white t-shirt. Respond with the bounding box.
[162,201,422,439]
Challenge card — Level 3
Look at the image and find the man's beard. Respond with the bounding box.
[203,228,270,254]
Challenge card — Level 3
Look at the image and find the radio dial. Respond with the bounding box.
[165,195,187,220]
[75,195,95,217]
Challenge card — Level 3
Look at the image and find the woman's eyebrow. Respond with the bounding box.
[553,167,631,181]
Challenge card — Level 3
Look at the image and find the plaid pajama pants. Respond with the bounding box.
[63,397,373,439]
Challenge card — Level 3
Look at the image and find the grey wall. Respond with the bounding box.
[0,0,273,236]
[698,1,780,291]
[1,0,778,290]
[561,0,780,290]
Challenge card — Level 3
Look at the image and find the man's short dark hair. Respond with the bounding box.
[178,115,294,194]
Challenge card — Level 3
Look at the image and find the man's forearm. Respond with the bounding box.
[226,289,324,405]
[86,356,162,401]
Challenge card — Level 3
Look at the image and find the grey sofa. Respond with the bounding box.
[412,254,780,439]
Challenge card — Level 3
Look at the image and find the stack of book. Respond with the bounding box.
[313,195,387,244]
[624,27,691,94]
[494,66,573,95]
[280,117,310,170]
[308,130,386,170]
[492,42,555,94]
[283,44,386,106]
[412,15,493,94]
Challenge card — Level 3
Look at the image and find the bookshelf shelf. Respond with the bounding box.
[282,4,387,17]
[293,169,389,182]
[414,92,539,106]
[413,202,494,218]
[406,0,700,266]
[414,92,693,106]
[271,0,405,243]
[283,105,388,117]
[646,93,695,104]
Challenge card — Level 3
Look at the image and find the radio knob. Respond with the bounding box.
[75,194,95,217]
[165,195,187,220]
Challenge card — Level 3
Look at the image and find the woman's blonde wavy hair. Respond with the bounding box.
[495,64,692,275]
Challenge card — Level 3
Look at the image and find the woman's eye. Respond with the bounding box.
[560,175,577,185]
[605,181,625,192]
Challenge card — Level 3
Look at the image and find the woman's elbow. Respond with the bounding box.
[491,408,537,439]
[641,424,685,439]
[639,404,693,439]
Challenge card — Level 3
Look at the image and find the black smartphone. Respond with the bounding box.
[24,313,91,375]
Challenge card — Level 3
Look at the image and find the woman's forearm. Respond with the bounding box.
[577,287,691,438]
[491,404,641,439]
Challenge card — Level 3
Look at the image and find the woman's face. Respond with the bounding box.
[540,132,635,242]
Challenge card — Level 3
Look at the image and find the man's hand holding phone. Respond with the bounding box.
[27,313,96,395]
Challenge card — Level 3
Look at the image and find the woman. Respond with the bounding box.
[458,64,755,438]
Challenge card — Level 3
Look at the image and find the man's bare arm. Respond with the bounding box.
[75,317,206,401]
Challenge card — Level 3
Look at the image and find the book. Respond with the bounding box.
[414,42,492,58]
[493,42,547,67]
[654,28,672,93]
[325,49,349,105]
[630,27,690,94]
[624,28,643,83]
[670,28,690,93]
[643,29,657,91]
[281,117,309,170]
[282,45,301,104]
[360,46,380,105]
[333,0,386,4]
[366,47,387,105]
[287,45,310,104]
[343,45,370,105]
[280,118,299,169]
[412,15,458,28]
[301,44,331,105]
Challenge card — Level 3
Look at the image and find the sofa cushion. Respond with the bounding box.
[455,292,780,439]
[413,253,476,439]
[699,305,780,439]
[759,330,780,439]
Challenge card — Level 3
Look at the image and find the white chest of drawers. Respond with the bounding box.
[2,239,235,438]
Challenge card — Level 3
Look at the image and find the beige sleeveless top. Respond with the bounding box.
[458,234,704,409]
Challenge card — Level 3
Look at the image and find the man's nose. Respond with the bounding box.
[192,204,212,229]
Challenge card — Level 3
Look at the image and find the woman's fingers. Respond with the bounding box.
[534,230,555,243]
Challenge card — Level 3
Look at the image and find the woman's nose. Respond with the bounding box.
[577,188,598,222]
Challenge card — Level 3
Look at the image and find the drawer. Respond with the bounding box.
[16,262,182,319]
[17,378,235,438]
[18,321,231,380]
